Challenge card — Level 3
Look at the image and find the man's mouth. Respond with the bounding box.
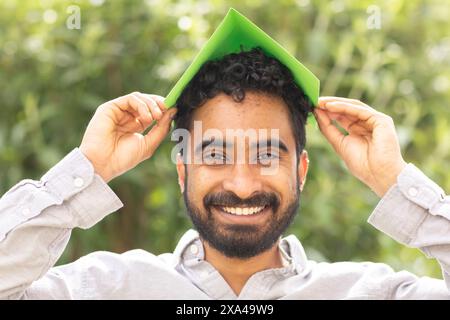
[204,192,279,224]
[218,205,267,216]
[210,204,272,224]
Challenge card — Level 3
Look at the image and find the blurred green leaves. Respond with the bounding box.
[1,0,449,278]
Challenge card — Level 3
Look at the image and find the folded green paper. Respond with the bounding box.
[165,8,320,124]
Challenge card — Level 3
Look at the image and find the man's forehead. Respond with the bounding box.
[191,93,291,126]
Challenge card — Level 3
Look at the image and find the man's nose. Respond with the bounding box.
[222,164,263,199]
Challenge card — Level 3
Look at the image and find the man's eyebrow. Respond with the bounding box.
[250,139,289,153]
[195,138,231,154]
[195,138,289,153]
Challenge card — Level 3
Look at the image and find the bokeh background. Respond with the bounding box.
[1,0,449,278]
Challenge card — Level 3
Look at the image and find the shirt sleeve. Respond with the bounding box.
[368,163,450,299]
[0,148,123,299]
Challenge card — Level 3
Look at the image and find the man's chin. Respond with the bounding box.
[203,239,273,259]
[199,225,277,259]
[221,224,261,234]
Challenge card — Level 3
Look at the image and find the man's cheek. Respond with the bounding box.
[259,159,280,176]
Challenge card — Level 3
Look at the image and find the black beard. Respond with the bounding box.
[183,176,300,259]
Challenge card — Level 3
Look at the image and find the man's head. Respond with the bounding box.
[173,48,313,259]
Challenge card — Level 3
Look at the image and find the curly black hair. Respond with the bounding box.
[174,47,314,155]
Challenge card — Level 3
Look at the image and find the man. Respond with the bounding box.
[1,46,449,299]
[1,10,450,299]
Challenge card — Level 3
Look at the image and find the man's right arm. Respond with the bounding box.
[0,92,176,299]
[0,148,123,299]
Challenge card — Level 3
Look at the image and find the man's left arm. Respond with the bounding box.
[369,162,450,294]
[314,96,450,297]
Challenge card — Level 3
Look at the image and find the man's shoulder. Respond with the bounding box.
[306,259,401,292]
[54,248,177,276]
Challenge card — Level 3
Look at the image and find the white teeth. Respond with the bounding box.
[221,206,265,216]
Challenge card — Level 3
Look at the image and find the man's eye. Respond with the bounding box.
[203,150,227,163]
[257,151,279,161]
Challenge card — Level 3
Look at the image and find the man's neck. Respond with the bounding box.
[202,241,284,296]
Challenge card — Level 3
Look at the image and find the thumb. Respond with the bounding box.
[143,107,177,158]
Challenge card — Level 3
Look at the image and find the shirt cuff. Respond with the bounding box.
[368,163,448,246]
[41,148,123,228]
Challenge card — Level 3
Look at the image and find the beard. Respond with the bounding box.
[183,175,300,259]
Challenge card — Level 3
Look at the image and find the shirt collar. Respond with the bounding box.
[173,229,309,273]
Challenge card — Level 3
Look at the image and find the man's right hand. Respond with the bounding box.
[79,92,177,183]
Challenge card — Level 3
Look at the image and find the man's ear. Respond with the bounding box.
[298,149,309,192]
[176,153,186,193]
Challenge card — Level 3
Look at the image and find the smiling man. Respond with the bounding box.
[171,48,312,294]
[1,11,450,300]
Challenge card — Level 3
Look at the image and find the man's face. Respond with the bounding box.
[176,92,308,259]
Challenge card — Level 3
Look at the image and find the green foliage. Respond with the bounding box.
[1,0,449,278]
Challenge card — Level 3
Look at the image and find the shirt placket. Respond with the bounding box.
[181,239,237,299]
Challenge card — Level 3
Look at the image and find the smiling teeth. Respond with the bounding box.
[221,206,265,215]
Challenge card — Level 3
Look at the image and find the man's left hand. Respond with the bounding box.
[314,96,407,198]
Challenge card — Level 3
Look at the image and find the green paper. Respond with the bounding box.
[164,8,320,124]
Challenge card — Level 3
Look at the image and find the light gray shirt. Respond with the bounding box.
[1,148,450,299]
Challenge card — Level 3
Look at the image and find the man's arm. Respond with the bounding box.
[0,149,123,298]
[314,96,450,298]
[368,163,450,297]
[0,92,177,299]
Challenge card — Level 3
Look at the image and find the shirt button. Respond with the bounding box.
[190,244,199,255]
[73,177,84,188]
[22,208,31,216]
[408,187,419,197]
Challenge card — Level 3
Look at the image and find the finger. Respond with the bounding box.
[143,108,178,158]
[326,111,372,133]
[113,93,153,123]
[144,94,168,112]
[314,108,346,154]
[115,108,156,134]
[129,93,154,123]
[102,101,140,125]
[334,116,371,135]
[318,96,371,109]
[327,111,358,122]
[134,118,146,132]
[134,92,163,121]
[318,101,378,127]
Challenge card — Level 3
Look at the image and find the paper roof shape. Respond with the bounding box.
[164,8,320,113]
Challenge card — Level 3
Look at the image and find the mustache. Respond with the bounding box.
[203,191,280,212]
